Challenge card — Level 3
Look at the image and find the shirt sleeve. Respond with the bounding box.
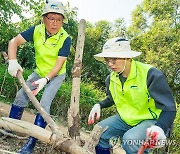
[147,67,177,133]
[147,67,176,111]
[155,110,176,136]
[20,26,35,42]
[99,75,115,108]
[58,36,71,57]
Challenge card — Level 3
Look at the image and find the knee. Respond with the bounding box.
[122,132,142,154]
[123,130,140,142]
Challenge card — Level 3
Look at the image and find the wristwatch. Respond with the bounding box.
[45,76,50,83]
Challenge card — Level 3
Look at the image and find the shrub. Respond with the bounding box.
[0,63,32,103]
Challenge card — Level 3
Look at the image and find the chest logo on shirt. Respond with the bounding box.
[130,85,138,89]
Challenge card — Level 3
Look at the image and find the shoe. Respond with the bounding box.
[95,146,111,154]
[9,104,24,120]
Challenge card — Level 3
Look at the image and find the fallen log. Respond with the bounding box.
[15,71,96,153]
[0,117,93,154]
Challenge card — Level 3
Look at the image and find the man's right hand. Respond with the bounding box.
[145,125,166,148]
[8,60,23,77]
[88,104,101,125]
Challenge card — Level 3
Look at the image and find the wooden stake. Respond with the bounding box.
[68,19,86,140]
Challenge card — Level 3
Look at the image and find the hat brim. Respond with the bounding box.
[94,51,141,62]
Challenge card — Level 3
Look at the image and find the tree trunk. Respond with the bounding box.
[68,19,86,140]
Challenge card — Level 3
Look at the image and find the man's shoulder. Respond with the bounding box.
[20,26,36,42]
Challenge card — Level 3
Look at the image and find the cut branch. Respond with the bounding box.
[83,125,108,153]
[0,129,27,140]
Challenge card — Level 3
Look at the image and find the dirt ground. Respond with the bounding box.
[0,102,125,154]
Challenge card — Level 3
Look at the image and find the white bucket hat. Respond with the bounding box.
[42,0,68,24]
[94,37,142,62]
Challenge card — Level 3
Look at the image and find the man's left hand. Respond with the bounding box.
[32,78,47,95]
[145,125,166,148]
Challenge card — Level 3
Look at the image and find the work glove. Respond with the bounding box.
[8,60,23,77]
[88,104,101,125]
[32,78,48,96]
[145,125,166,148]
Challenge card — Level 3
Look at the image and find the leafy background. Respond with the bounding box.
[0,0,179,153]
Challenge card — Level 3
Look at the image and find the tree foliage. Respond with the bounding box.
[127,0,180,101]
[0,0,43,51]
[81,20,112,85]
[0,2,179,153]
[0,0,179,101]
[110,18,126,38]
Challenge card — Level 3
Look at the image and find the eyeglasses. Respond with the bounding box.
[46,16,63,24]
[104,58,120,65]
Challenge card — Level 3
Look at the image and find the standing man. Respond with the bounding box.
[88,37,176,154]
[7,0,71,153]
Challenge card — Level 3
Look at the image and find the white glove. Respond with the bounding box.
[88,104,101,125]
[8,60,23,77]
[32,78,47,96]
[146,125,166,148]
